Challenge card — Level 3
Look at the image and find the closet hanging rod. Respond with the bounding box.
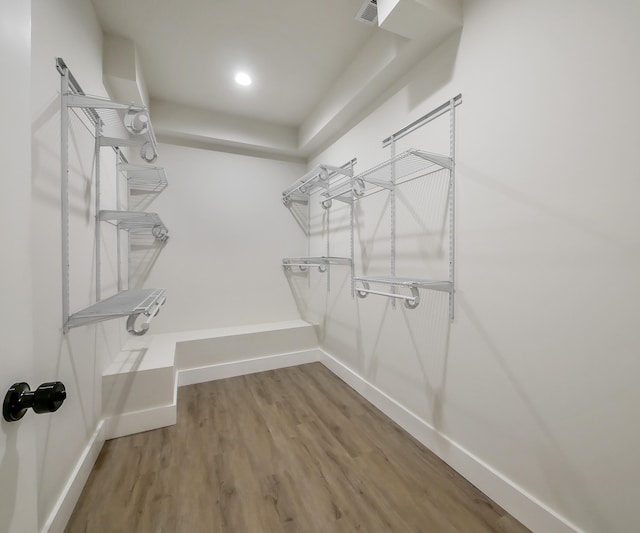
[355,276,453,293]
[282,256,352,267]
[382,93,462,147]
[356,287,417,302]
[283,263,327,272]
[355,280,421,309]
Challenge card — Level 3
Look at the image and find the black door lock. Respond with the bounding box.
[3,382,67,422]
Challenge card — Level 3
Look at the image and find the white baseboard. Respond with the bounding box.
[319,349,582,533]
[177,348,322,387]
[103,403,177,440]
[40,420,105,533]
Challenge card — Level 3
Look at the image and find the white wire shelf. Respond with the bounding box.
[318,149,451,208]
[118,162,168,193]
[282,160,356,206]
[354,276,452,309]
[100,210,169,242]
[352,149,452,199]
[355,276,452,292]
[67,288,166,329]
[65,93,159,163]
[283,256,352,271]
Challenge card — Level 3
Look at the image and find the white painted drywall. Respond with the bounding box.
[131,142,306,333]
[303,0,640,531]
[103,33,149,106]
[0,2,38,532]
[151,99,301,160]
[30,0,125,529]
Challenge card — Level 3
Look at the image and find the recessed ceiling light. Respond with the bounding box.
[235,72,252,86]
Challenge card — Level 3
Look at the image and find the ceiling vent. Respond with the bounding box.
[355,0,378,25]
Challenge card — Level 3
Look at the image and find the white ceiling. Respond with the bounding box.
[90,0,462,159]
[91,0,376,127]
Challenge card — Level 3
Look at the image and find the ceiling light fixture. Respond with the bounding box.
[234,72,252,86]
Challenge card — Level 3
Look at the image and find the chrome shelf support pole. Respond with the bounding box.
[390,135,397,309]
[60,67,70,333]
[350,159,355,298]
[449,98,456,321]
[95,121,102,302]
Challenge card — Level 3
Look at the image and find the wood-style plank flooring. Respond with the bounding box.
[66,363,529,533]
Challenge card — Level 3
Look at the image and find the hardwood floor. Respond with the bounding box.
[66,363,530,533]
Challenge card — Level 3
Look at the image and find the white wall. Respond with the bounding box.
[134,142,306,333]
[304,0,640,532]
[30,0,123,529]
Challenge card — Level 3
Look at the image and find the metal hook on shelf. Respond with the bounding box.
[404,286,420,309]
[126,296,166,336]
[353,178,366,197]
[321,198,332,210]
[140,141,158,163]
[151,224,169,242]
[124,108,150,135]
[356,281,370,298]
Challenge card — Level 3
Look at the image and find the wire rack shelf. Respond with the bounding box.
[119,162,168,193]
[282,160,356,206]
[100,210,169,242]
[65,92,159,163]
[352,149,451,199]
[67,288,166,330]
[282,256,352,272]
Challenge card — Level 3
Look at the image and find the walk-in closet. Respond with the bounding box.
[2,1,639,532]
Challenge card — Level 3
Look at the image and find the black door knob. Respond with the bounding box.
[3,381,67,422]
[32,382,67,414]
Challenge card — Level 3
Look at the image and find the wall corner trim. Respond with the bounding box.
[318,349,583,533]
[40,420,106,533]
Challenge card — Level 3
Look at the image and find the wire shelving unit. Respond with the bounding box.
[352,94,461,317]
[58,57,168,334]
[119,162,168,193]
[281,158,358,293]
